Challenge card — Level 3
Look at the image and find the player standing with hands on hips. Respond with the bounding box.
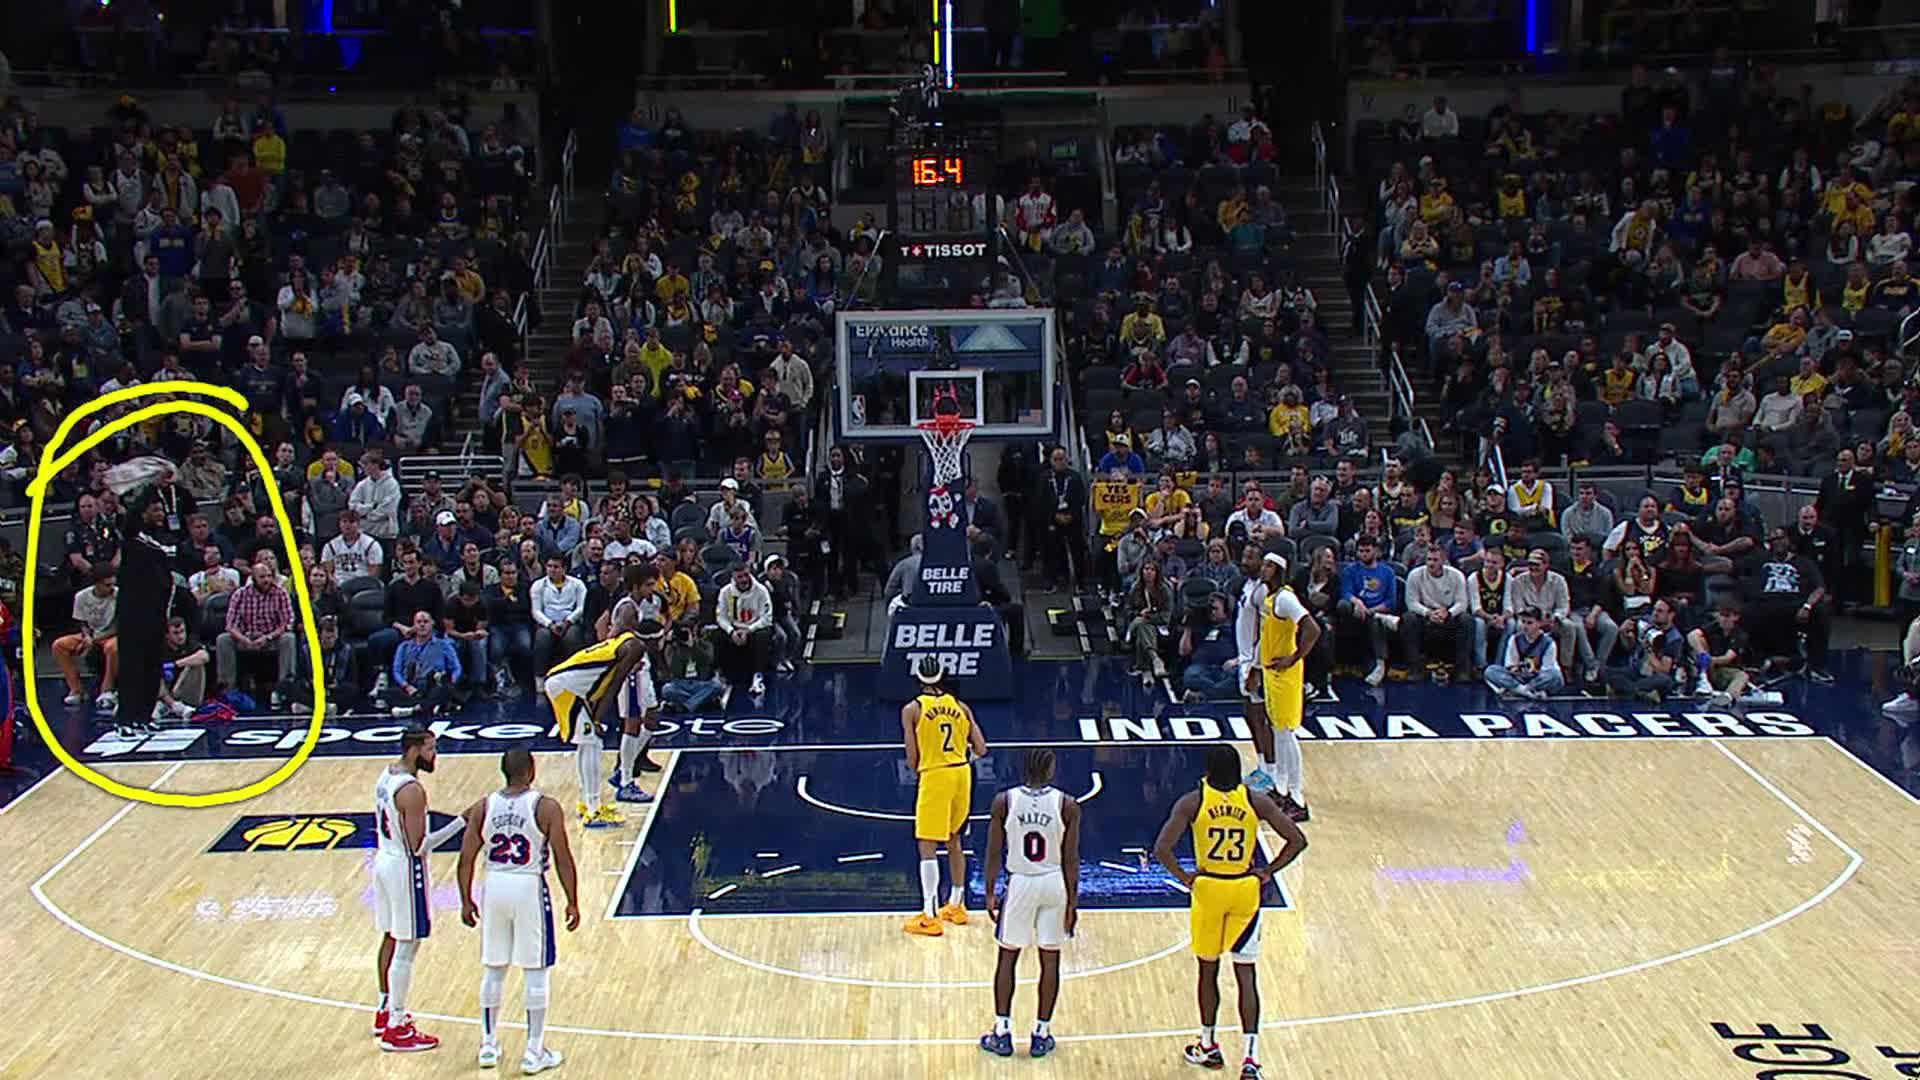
[457,748,579,1073]
[1154,745,1309,1080]
[980,748,1080,1059]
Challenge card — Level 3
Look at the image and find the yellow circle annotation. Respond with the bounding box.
[21,382,327,807]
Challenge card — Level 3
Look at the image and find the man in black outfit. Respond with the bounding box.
[1744,526,1833,683]
[115,487,182,733]
[1814,450,1873,603]
[813,444,870,599]
[973,538,1026,658]
[1033,445,1088,590]
[780,484,827,601]
[1788,503,1842,597]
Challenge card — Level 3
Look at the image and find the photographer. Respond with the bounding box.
[659,621,726,713]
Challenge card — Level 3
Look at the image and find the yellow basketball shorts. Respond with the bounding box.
[1190,874,1262,962]
[914,764,972,841]
[1261,672,1305,731]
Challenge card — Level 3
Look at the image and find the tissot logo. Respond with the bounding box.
[908,241,987,259]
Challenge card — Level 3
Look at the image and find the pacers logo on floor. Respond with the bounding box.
[207,812,463,854]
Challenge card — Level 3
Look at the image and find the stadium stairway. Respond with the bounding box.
[1280,180,1389,452]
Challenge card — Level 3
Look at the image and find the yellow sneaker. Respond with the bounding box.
[594,804,627,827]
[937,902,969,926]
[903,914,945,937]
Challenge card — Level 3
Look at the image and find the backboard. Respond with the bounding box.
[837,309,1056,439]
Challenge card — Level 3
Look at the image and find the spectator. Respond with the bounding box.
[484,559,533,695]
[1420,96,1460,139]
[348,450,401,540]
[1400,547,1472,682]
[1746,525,1833,683]
[714,563,773,696]
[1604,599,1685,703]
[408,325,461,378]
[1339,534,1401,686]
[53,566,120,709]
[1466,547,1510,676]
[388,609,459,717]
[1559,481,1613,545]
[217,560,297,698]
[531,556,587,695]
[1485,608,1566,699]
[366,546,444,682]
[1565,535,1617,682]
[1179,591,1240,701]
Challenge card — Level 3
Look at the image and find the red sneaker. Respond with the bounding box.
[379,1023,440,1053]
[371,1008,389,1036]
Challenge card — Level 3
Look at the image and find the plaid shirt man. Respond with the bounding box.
[226,576,293,639]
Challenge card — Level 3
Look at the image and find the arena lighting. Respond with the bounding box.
[668,0,678,33]
[1525,0,1540,53]
[943,0,955,88]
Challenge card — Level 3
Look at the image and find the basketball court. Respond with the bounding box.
[4,659,1918,1079]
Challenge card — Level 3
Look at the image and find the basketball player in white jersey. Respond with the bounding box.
[370,727,467,1052]
[980,748,1080,1059]
[603,575,667,803]
[457,748,580,1073]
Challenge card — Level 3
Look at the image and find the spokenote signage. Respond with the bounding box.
[80,716,789,760]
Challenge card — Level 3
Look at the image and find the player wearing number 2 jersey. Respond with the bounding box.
[1154,745,1308,1080]
[903,655,989,937]
[456,749,579,1074]
[980,749,1081,1059]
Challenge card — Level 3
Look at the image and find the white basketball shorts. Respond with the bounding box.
[372,850,431,941]
[481,873,557,969]
[995,871,1069,950]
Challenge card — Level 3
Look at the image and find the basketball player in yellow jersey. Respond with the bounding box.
[1256,561,1319,821]
[543,626,654,829]
[903,655,989,937]
[1155,746,1308,1080]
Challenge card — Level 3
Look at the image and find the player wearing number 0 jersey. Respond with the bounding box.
[1155,746,1309,1080]
[980,749,1081,1059]
[370,727,466,1053]
[1255,565,1318,821]
[903,655,989,937]
[457,749,580,1074]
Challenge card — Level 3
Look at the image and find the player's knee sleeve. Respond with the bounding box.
[480,965,507,1008]
[391,938,419,967]
[523,967,551,1011]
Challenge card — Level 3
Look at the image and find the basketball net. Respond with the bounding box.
[916,389,974,490]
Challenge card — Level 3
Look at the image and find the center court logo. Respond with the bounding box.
[207,812,463,853]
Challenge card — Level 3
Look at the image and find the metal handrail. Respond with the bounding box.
[1900,307,1920,358]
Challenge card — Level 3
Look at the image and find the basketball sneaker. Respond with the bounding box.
[903,914,945,936]
[1243,769,1276,794]
[379,1021,440,1052]
[979,1031,1014,1057]
[1239,1059,1264,1079]
[592,805,626,827]
[615,782,653,804]
[371,1008,389,1036]
[937,901,969,926]
[521,1046,563,1074]
[1030,1032,1056,1058]
[1183,1041,1224,1069]
[479,1041,501,1069]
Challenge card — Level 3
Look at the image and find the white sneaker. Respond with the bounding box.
[151,702,170,722]
[95,690,119,711]
[1365,661,1386,687]
[170,700,195,719]
[63,691,87,706]
[522,1046,563,1074]
[1693,675,1714,697]
[1740,689,1785,705]
[479,1042,501,1069]
[1377,614,1401,632]
[749,673,766,696]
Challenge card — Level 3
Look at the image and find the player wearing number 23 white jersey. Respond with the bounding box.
[457,749,581,1074]
[980,749,1081,1059]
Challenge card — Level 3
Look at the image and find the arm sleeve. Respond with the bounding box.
[563,580,587,620]
[1405,571,1431,617]
[528,581,553,628]
[716,588,737,632]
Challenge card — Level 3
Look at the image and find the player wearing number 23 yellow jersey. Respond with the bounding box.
[1154,746,1308,1079]
[903,656,988,937]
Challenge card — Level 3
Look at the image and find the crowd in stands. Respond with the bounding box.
[1071,456,1834,706]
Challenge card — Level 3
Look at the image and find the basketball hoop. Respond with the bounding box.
[916,403,974,490]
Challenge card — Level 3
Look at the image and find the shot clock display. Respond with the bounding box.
[892,150,990,239]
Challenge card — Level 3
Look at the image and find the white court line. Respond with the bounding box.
[1711,740,1866,864]
[1820,735,1920,808]
[754,852,781,859]
[601,750,681,921]
[1098,860,1140,874]
[22,741,1868,1047]
[795,770,1103,822]
[686,906,1192,990]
